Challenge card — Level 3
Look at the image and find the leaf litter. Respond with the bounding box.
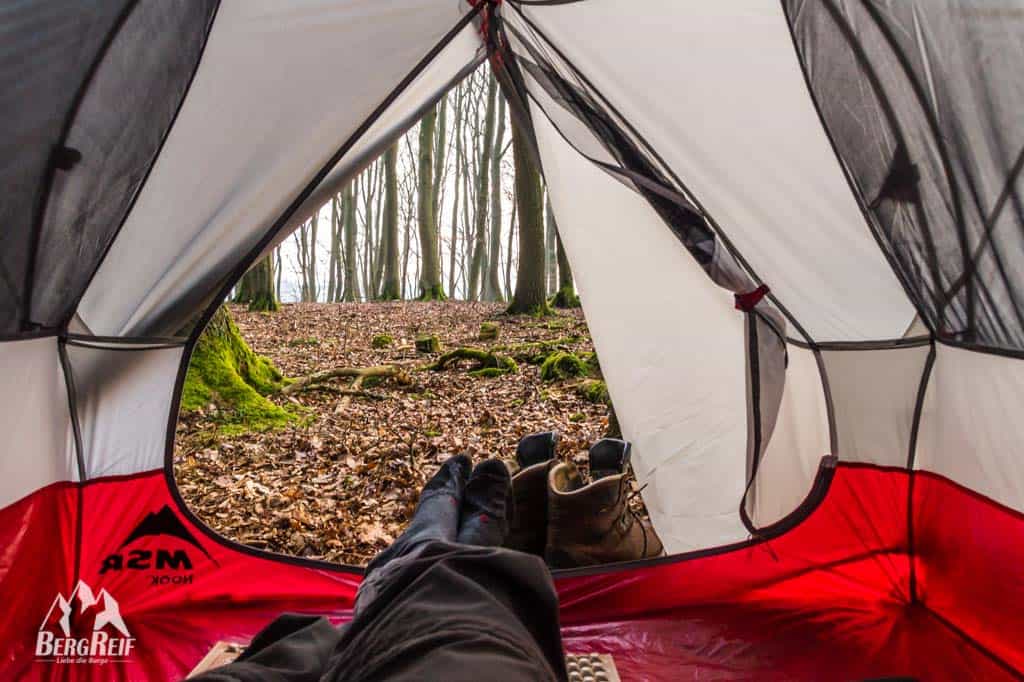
[174,301,643,566]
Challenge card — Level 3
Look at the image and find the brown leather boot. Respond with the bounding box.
[545,439,663,568]
[504,431,559,556]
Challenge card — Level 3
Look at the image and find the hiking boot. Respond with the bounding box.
[545,439,663,568]
[504,431,559,556]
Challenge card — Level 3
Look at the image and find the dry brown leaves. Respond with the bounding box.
[174,301,613,566]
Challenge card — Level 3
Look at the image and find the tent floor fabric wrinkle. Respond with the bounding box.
[1,462,1021,680]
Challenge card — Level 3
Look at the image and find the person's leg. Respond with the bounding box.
[456,458,512,547]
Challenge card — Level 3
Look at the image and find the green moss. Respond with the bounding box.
[418,285,447,301]
[500,337,582,365]
[434,347,517,377]
[415,334,441,353]
[181,307,293,434]
[552,286,581,309]
[287,337,320,347]
[371,333,394,349]
[569,412,586,423]
[478,322,500,341]
[579,379,610,405]
[248,291,280,312]
[539,351,587,381]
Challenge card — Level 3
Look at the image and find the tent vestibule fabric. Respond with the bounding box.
[2,1,1023,680]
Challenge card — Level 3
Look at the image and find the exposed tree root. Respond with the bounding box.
[281,365,409,396]
[431,347,517,377]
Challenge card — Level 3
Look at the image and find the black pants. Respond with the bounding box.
[192,542,567,681]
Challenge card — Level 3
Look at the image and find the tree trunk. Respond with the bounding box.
[417,105,445,299]
[545,194,557,296]
[234,255,279,312]
[307,211,319,302]
[275,247,282,302]
[467,74,497,302]
[484,87,506,302]
[380,144,401,300]
[551,204,580,308]
[342,181,360,301]
[327,195,340,302]
[507,119,549,315]
[448,85,463,298]
[505,199,516,300]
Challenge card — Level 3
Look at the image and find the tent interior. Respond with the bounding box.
[2,1,1023,679]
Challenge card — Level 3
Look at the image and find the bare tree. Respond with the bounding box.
[507,119,548,315]
[234,254,279,311]
[342,181,360,301]
[467,74,497,301]
[484,86,506,301]
[417,104,445,299]
[380,144,401,300]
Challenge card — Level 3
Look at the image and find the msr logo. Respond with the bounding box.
[36,580,135,663]
[100,505,216,585]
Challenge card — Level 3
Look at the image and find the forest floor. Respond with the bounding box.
[173,301,625,566]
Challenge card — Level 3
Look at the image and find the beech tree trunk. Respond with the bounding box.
[467,74,497,302]
[380,144,401,300]
[417,105,445,299]
[342,181,360,301]
[484,87,506,302]
[545,195,557,296]
[507,119,548,315]
[235,254,279,312]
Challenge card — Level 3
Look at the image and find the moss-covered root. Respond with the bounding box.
[181,306,292,434]
[539,351,587,381]
[432,347,518,377]
[551,286,581,309]
[415,334,441,353]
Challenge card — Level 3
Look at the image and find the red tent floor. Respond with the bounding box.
[2,462,1021,681]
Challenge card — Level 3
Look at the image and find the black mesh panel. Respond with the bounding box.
[784,0,1024,353]
[0,0,132,335]
[31,0,218,331]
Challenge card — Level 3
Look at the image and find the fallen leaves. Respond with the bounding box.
[174,301,617,566]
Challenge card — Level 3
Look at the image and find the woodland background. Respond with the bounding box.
[173,63,632,566]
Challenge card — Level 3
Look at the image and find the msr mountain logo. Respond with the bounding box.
[100,505,217,586]
[36,580,135,663]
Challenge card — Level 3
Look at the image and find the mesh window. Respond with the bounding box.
[784,0,1024,353]
[30,0,218,332]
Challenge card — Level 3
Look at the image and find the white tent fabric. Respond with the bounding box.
[534,105,749,551]
[919,345,1024,513]
[0,338,76,509]
[79,0,475,338]
[506,1,916,343]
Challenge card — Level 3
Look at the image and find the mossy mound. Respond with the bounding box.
[182,307,293,435]
[539,351,587,381]
[371,333,394,349]
[502,337,581,365]
[578,379,610,405]
[478,322,500,341]
[433,347,518,377]
[415,334,441,353]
